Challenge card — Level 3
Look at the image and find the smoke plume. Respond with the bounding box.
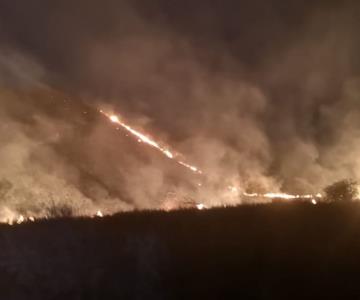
[0,1,359,219]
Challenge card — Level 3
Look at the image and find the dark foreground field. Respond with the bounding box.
[1,203,360,299]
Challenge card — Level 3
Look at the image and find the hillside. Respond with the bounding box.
[1,203,360,299]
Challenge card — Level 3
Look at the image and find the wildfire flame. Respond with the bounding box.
[196,203,206,210]
[0,209,107,225]
[0,108,325,225]
[243,191,322,200]
[101,110,202,174]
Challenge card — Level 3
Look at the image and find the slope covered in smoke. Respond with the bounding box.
[0,82,206,220]
[0,1,360,213]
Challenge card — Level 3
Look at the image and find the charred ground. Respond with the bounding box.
[1,202,360,299]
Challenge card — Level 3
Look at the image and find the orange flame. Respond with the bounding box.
[101,110,202,174]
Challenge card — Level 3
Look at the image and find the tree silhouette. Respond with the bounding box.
[324,179,358,202]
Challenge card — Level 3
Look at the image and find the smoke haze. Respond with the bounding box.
[0,1,360,218]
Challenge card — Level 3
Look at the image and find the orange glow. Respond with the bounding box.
[101,110,202,174]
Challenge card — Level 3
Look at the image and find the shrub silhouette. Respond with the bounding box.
[324,179,358,202]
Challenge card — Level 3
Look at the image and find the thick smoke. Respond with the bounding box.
[0,1,360,218]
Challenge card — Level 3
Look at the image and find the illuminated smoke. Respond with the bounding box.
[102,109,323,203]
[0,103,325,226]
[101,110,202,174]
[0,2,358,226]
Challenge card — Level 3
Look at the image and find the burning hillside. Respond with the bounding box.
[0,100,326,225]
[0,1,360,225]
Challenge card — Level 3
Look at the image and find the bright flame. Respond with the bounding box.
[101,110,201,174]
[243,192,259,197]
[110,115,120,123]
[264,193,297,200]
[242,190,322,201]
[196,203,206,210]
[17,215,25,224]
[178,161,202,174]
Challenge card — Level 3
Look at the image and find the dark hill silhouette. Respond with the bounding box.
[1,202,360,299]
